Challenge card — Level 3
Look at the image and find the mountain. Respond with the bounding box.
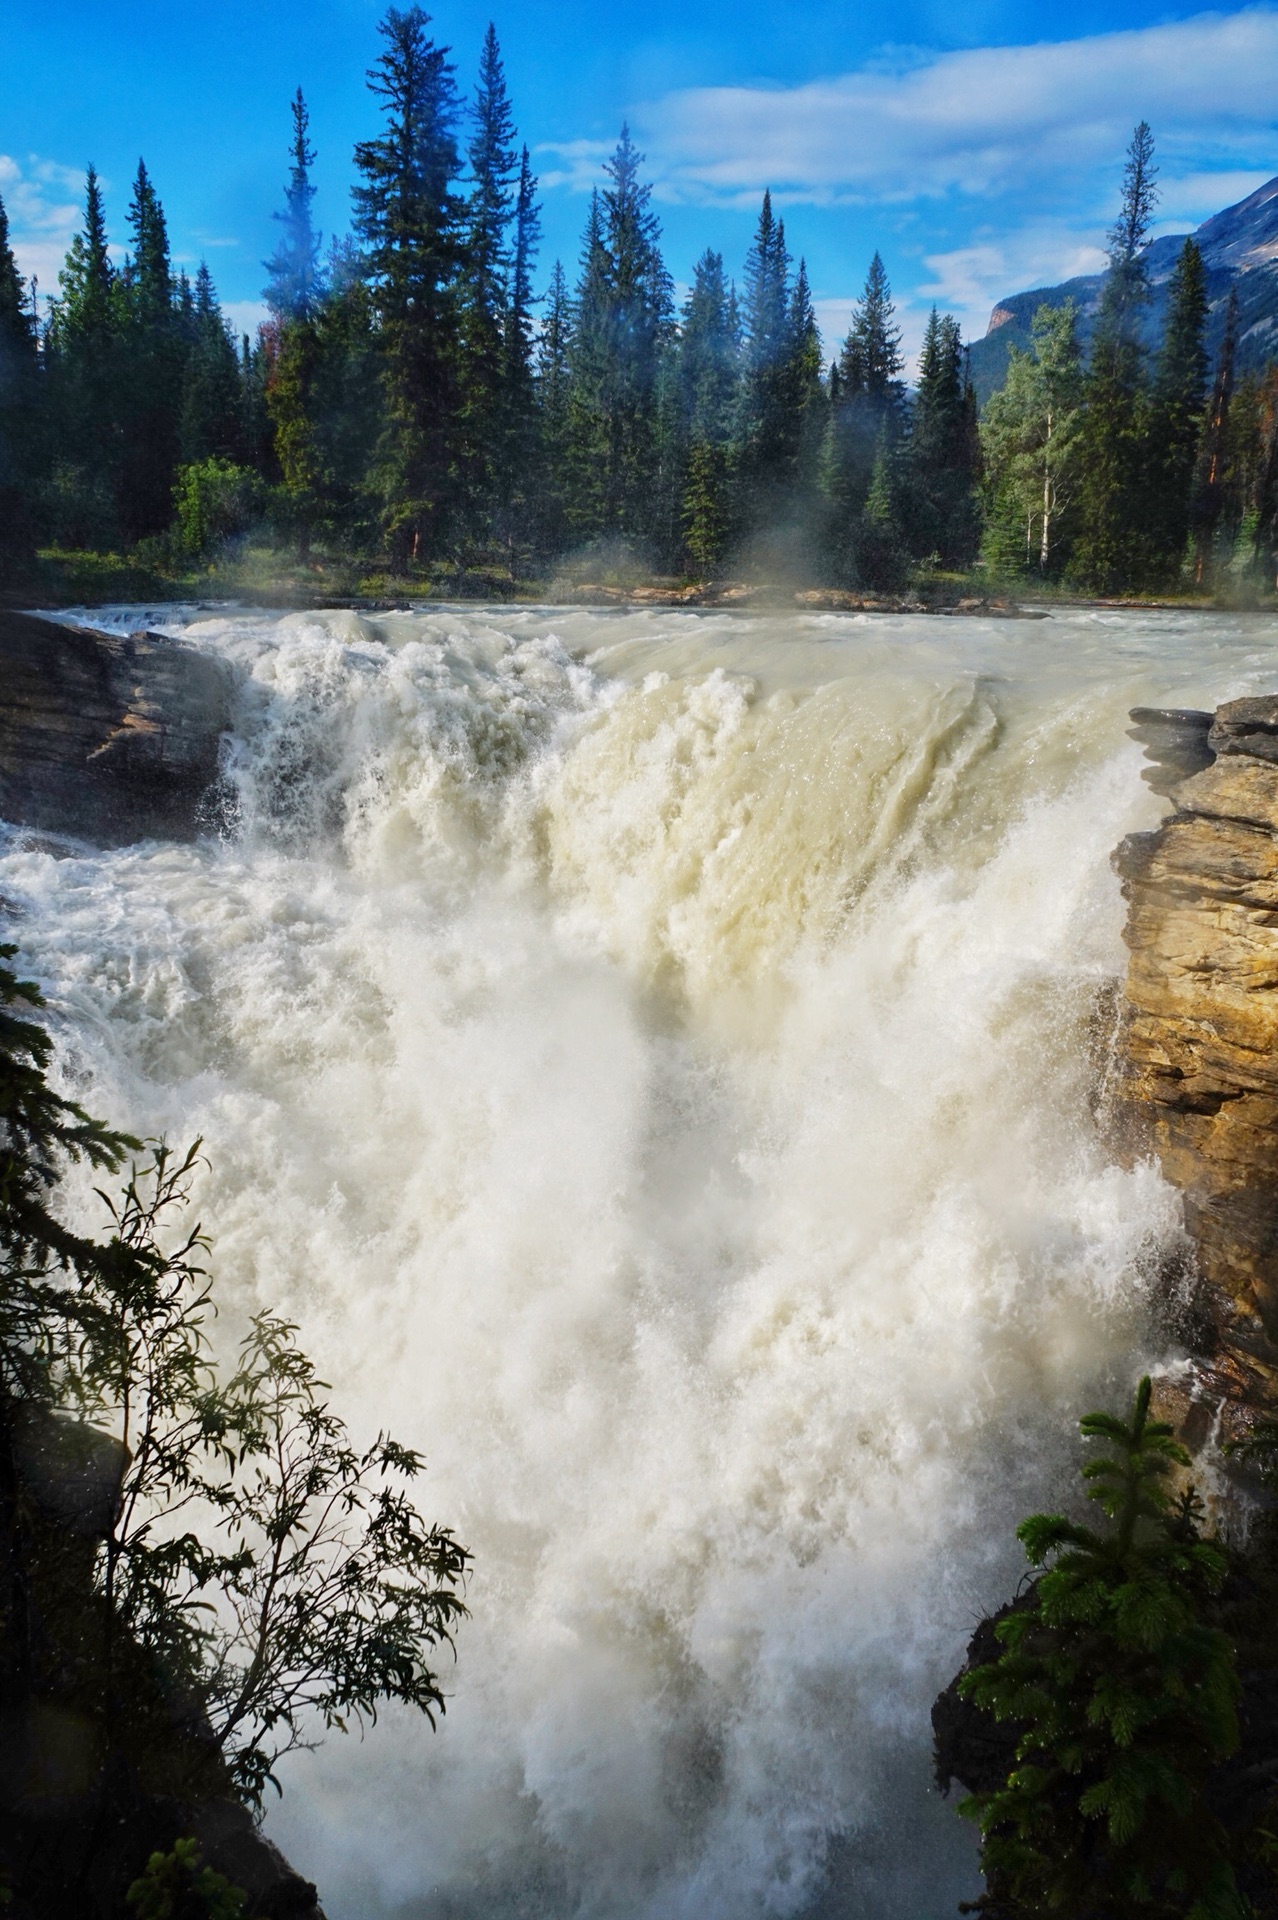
[967,176,1278,402]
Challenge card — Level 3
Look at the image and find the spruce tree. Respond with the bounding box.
[677,248,740,575]
[1072,123,1159,592]
[1146,240,1209,586]
[263,89,324,323]
[0,191,40,563]
[181,262,244,465]
[562,191,611,536]
[46,167,122,546]
[352,3,463,568]
[736,190,792,519]
[533,258,572,557]
[599,125,673,539]
[494,145,540,568]
[908,309,980,568]
[458,23,518,546]
[959,1379,1244,1920]
[309,237,382,551]
[784,257,828,516]
[1191,288,1239,586]
[828,251,905,582]
[119,159,183,541]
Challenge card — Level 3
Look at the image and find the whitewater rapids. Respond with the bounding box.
[5,603,1276,1918]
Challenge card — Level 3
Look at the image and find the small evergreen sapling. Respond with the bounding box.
[959,1378,1246,1919]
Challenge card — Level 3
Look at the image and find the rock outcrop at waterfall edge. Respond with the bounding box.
[0,610,231,845]
[1114,695,1278,1445]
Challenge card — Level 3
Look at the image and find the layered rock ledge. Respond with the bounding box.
[0,609,231,844]
[1115,695,1278,1440]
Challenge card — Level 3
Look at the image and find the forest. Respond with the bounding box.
[1,7,1277,598]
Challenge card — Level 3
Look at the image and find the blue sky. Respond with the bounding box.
[4,0,1278,362]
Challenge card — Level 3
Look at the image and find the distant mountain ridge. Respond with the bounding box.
[967,175,1278,401]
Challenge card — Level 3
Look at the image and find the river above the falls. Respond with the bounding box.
[7,602,1278,1919]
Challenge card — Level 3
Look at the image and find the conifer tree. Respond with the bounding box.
[828,251,905,581]
[562,191,611,536]
[458,23,518,545]
[677,248,740,574]
[599,125,673,539]
[263,89,324,324]
[1146,240,1209,585]
[181,262,243,465]
[785,258,828,512]
[908,308,980,568]
[1072,123,1159,592]
[960,1378,1244,1919]
[352,3,463,567]
[736,190,793,517]
[0,191,40,563]
[493,144,541,566]
[1192,287,1239,585]
[533,257,572,556]
[46,166,122,545]
[118,159,184,540]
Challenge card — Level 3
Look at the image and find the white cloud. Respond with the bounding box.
[222,298,270,340]
[635,11,1278,208]
[1,153,89,301]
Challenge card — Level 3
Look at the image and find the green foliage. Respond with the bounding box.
[980,303,1084,579]
[960,1377,1246,1919]
[173,458,261,561]
[126,1839,246,1920]
[2,944,471,1825]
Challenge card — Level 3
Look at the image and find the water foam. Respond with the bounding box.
[7,604,1276,1918]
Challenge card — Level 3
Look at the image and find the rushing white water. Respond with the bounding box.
[6,603,1278,1918]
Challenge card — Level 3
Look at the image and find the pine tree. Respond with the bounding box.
[959,1378,1244,1919]
[828,251,905,581]
[458,23,518,546]
[46,167,123,546]
[118,159,184,541]
[1191,288,1239,586]
[677,248,740,575]
[980,302,1084,578]
[599,125,673,539]
[493,144,540,568]
[1072,123,1159,592]
[181,262,244,465]
[263,89,324,323]
[533,258,572,557]
[352,3,463,568]
[908,309,980,568]
[0,191,40,562]
[736,190,792,518]
[1146,240,1209,586]
[562,191,611,536]
[308,237,382,551]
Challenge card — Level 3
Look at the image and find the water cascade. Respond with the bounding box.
[5,604,1277,1919]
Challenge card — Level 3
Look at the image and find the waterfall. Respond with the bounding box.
[6,603,1276,1918]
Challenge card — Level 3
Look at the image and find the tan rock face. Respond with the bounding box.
[1116,695,1278,1436]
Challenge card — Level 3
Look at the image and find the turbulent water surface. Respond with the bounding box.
[7,603,1278,1918]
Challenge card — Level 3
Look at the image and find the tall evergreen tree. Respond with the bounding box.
[309,236,382,550]
[0,191,40,563]
[677,248,740,575]
[118,159,183,541]
[181,262,243,465]
[784,257,827,511]
[736,190,793,516]
[533,257,572,556]
[1191,287,1239,586]
[495,144,541,567]
[828,251,905,581]
[458,23,517,542]
[352,4,463,567]
[47,167,122,545]
[263,89,324,323]
[1072,122,1159,591]
[1146,239,1209,585]
[599,125,673,538]
[907,309,980,567]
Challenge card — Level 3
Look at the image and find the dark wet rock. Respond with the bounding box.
[0,608,231,844]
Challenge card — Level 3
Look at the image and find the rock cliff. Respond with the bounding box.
[0,609,231,844]
[1115,695,1278,1442]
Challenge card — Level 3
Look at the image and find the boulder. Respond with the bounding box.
[0,609,231,844]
